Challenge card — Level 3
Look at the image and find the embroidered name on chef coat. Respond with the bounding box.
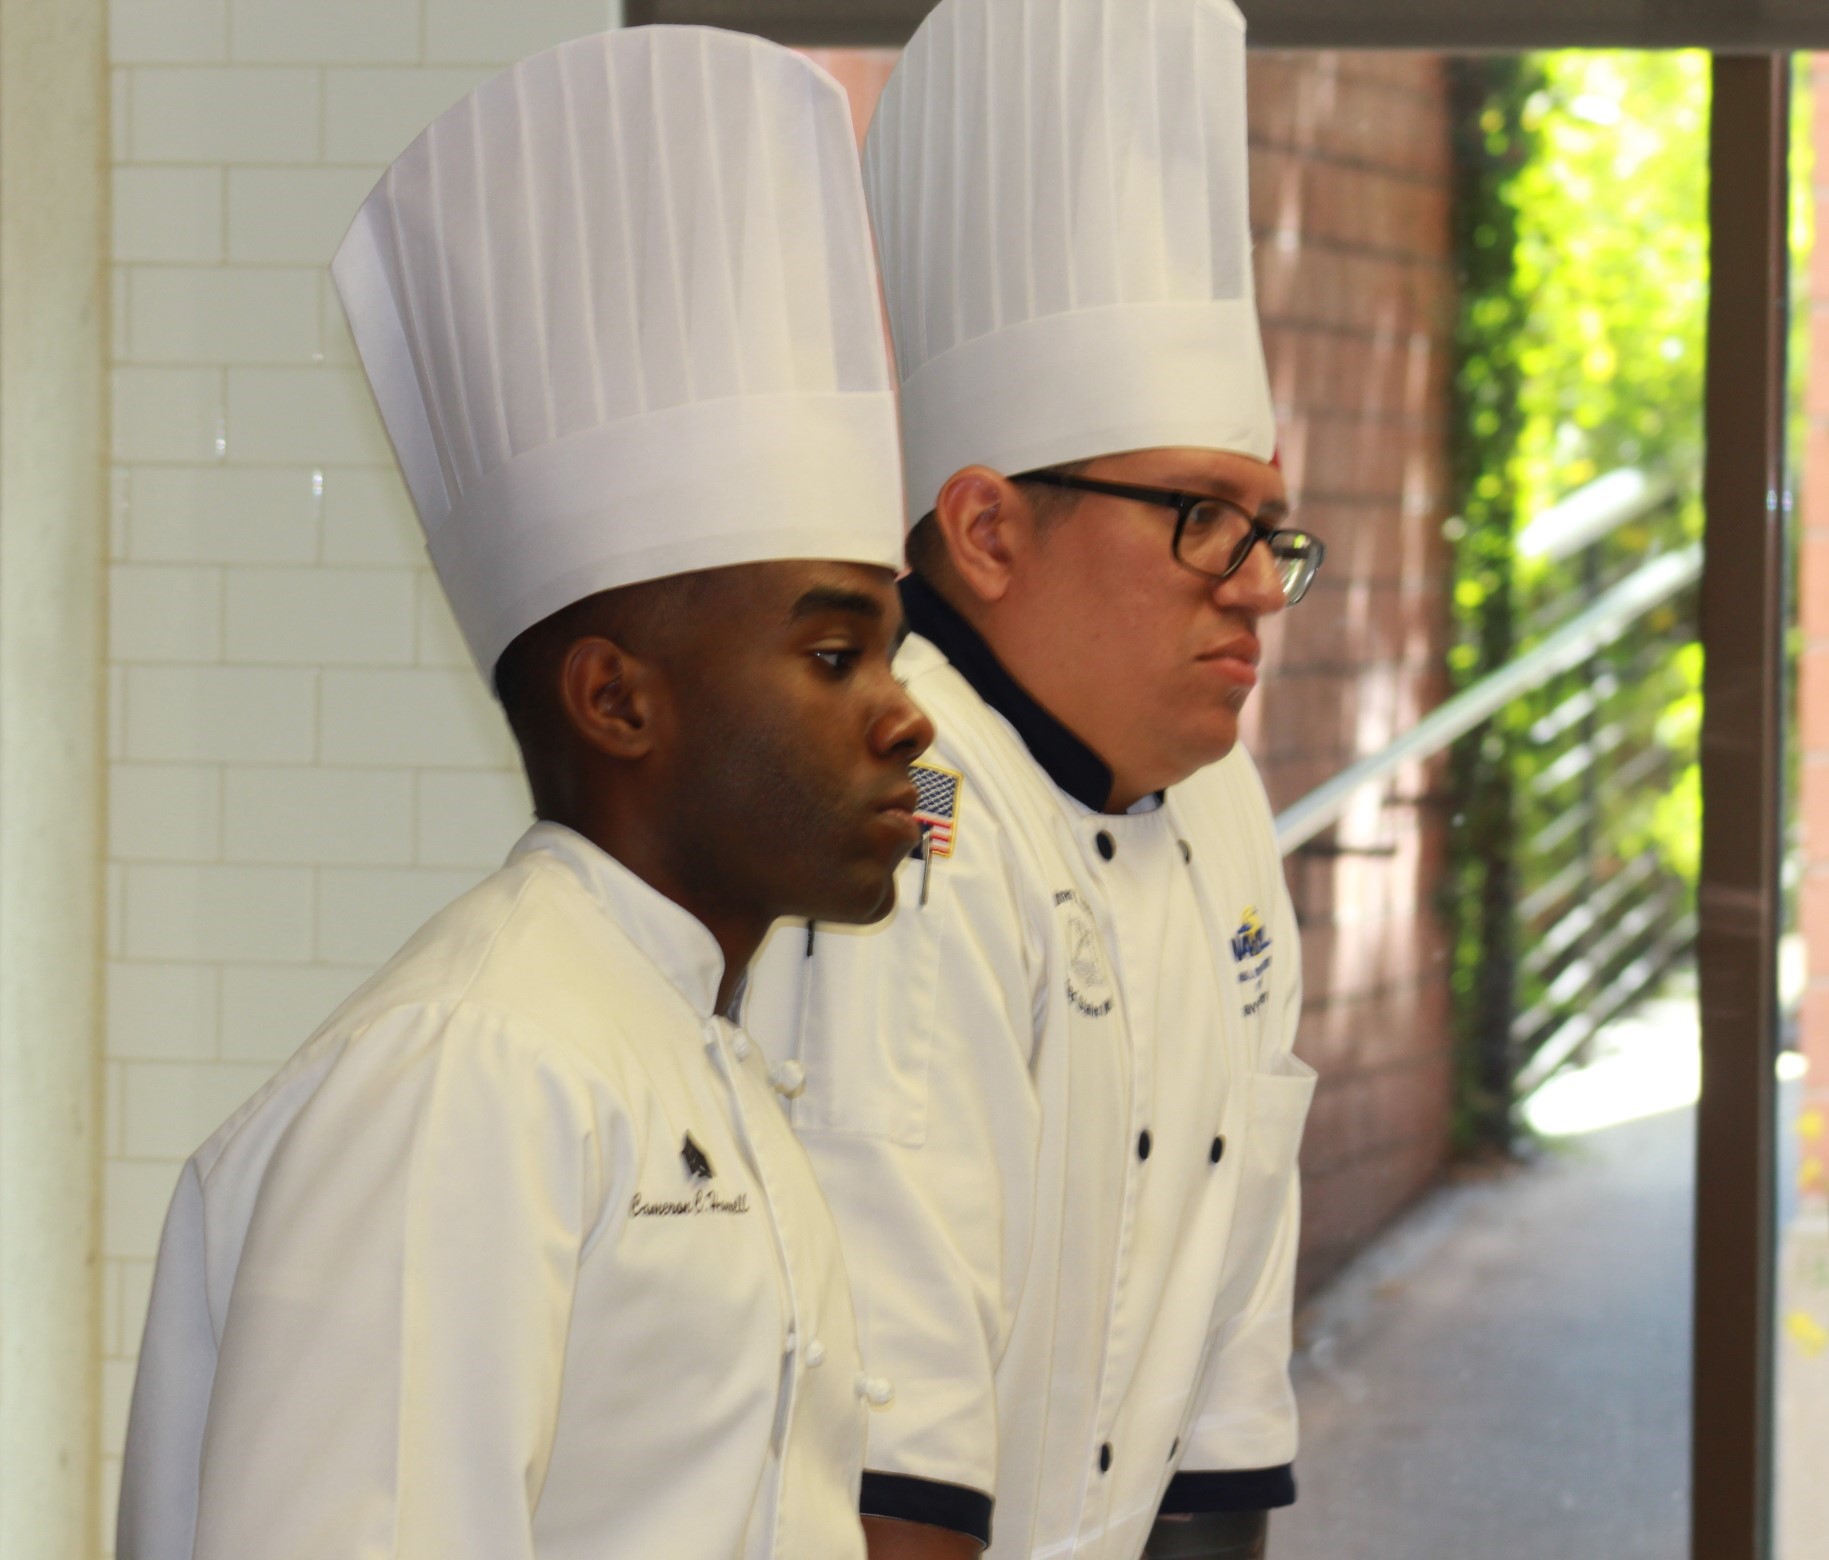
[1054,888,1115,1018]
[628,1132,752,1218]
[1232,905,1273,1018]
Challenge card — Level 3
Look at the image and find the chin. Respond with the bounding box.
[805,864,900,927]
[1151,724,1241,789]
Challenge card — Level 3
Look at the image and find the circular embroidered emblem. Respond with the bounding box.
[1055,891,1115,1018]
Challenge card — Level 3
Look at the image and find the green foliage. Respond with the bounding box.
[1445,57,1537,1149]
[1509,54,1710,526]
[1446,53,1712,1149]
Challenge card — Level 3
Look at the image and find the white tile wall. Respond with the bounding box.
[321,66,491,163]
[320,667,519,768]
[226,167,387,264]
[111,0,226,64]
[108,565,223,663]
[112,168,223,262]
[109,763,222,860]
[106,963,219,1059]
[226,367,395,464]
[128,68,320,164]
[111,366,224,463]
[222,765,415,863]
[228,0,421,65]
[319,466,422,565]
[122,863,316,962]
[127,265,320,364]
[121,466,320,564]
[123,665,316,763]
[315,866,484,965]
[99,9,617,1549]
[223,567,416,664]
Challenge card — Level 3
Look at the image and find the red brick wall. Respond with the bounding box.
[1795,55,1829,1214]
[810,48,1463,1296]
[1241,53,1459,1295]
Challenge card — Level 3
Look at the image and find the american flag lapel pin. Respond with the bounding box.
[909,761,962,908]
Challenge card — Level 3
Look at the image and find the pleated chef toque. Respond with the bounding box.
[332,27,905,681]
[865,0,1275,521]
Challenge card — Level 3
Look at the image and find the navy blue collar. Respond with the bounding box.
[899,571,1117,813]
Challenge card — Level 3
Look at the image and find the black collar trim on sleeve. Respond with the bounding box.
[900,570,1115,813]
[860,1471,995,1546]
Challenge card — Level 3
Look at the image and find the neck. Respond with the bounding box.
[904,571,1163,813]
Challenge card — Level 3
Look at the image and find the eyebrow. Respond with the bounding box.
[1159,474,1291,522]
[788,586,886,624]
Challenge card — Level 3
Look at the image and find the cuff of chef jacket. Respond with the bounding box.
[1160,1465,1297,1514]
[860,1472,995,1547]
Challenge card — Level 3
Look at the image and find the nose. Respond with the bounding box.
[1220,535,1290,618]
[874,678,935,764]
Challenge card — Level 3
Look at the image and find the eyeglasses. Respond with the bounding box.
[1015,470,1326,606]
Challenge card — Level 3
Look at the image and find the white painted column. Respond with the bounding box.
[0,0,110,1551]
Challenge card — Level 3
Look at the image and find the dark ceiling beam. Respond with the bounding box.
[625,0,1829,49]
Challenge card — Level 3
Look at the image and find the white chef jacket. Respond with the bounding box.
[118,822,871,1560]
[748,577,1315,1559]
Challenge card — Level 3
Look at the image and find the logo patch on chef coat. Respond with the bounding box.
[1054,888,1114,1018]
[909,761,962,859]
[1232,906,1273,1017]
[681,1133,714,1181]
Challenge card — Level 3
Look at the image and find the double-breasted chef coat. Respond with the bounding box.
[749,575,1317,1559]
[119,822,873,1560]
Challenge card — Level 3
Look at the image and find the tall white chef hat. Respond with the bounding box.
[333,27,905,680]
[865,0,1275,521]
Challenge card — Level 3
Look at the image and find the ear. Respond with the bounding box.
[931,465,1029,606]
[557,636,666,762]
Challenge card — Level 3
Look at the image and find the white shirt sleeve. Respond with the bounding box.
[772,830,1042,1543]
[1170,873,1312,1501]
[188,1006,605,1560]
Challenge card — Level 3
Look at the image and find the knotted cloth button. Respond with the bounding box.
[805,1338,827,1368]
[1178,839,1192,863]
[1138,1129,1152,1161]
[731,1033,752,1061]
[1098,1442,1113,1473]
[1210,1134,1227,1165]
[1095,830,1116,861]
[769,1059,807,1098]
[856,1373,895,1407]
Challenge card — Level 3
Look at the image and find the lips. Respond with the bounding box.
[873,785,922,846]
[1197,635,1261,668]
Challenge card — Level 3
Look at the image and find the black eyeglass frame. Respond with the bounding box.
[1014,469,1326,604]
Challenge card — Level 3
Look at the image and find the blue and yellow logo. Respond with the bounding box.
[1230,907,1271,963]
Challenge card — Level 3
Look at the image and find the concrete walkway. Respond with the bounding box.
[1273,1010,1695,1558]
[1270,993,1829,1559]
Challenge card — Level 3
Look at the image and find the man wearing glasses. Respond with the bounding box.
[747,2,1321,1558]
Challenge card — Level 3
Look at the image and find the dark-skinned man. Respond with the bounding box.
[747,3,1323,1558]
[117,29,931,1560]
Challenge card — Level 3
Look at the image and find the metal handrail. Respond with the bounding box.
[1515,468,1679,563]
[1273,541,1701,855]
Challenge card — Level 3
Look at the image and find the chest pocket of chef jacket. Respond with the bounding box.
[1210,1053,1317,1321]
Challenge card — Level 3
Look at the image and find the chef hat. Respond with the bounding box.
[332,27,904,679]
[865,0,1275,521]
